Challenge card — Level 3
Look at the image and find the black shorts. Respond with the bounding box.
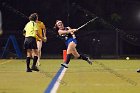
[24,37,37,50]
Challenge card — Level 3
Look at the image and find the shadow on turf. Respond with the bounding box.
[34,61,138,87]
[94,61,138,86]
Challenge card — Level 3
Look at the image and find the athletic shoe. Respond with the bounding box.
[31,66,40,71]
[26,69,32,72]
[137,69,140,73]
[86,57,92,65]
[61,63,68,68]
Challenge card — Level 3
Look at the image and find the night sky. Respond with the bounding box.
[0,0,140,58]
[0,0,140,30]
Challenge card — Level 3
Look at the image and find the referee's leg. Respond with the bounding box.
[31,49,39,71]
[26,49,32,72]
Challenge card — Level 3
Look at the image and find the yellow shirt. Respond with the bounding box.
[24,21,38,38]
[36,21,46,40]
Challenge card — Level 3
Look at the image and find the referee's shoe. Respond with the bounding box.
[26,69,32,72]
[31,66,39,71]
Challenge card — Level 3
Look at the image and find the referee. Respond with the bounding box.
[23,13,46,72]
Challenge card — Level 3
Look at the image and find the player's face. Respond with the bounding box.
[57,22,64,30]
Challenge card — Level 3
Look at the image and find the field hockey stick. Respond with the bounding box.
[76,16,98,31]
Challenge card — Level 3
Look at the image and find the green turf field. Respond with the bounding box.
[0,59,139,93]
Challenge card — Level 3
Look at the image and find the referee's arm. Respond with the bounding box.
[23,30,26,36]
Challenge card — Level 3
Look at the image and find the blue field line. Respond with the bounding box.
[44,66,65,93]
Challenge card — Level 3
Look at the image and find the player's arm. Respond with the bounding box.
[58,29,77,36]
[43,28,46,37]
[66,27,77,35]
[42,22,47,41]
[67,27,77,32]
[43,28,47,41]
[35,30,46,42]
[67,27,71,30]
[66,27,77,38]
[23,30,26,36]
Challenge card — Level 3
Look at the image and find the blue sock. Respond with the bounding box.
[78,54,88,61]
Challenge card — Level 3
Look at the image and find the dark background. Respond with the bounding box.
[0,0,140,59]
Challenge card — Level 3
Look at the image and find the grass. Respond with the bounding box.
[0,59,140,93]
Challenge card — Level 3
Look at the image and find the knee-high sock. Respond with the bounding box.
[26,57,31,69]
[65,54,71,64]
[78,54,88,61]
[33,56,38,66]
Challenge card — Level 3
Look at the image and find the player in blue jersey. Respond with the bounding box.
[54,20,92,68]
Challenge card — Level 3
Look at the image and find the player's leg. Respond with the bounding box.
[61,42,74,68]
[37,40,42,66]
[26,49,32,72]
[72,47,92,65]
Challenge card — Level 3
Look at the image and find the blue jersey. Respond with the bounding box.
[60,27,77,48]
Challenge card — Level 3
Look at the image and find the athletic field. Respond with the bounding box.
[0,59,139,93]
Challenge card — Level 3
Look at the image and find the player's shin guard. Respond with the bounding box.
[78,54,92,65]
[26,57,31,69]
[65,54,71,64]
[33,56,38,66]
